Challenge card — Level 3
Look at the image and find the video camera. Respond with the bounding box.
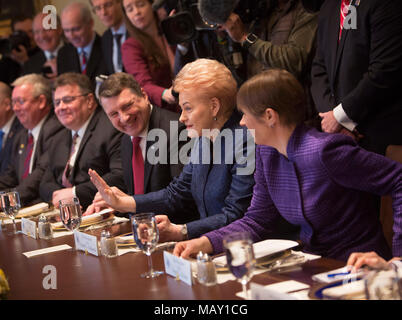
[0,30,31,56]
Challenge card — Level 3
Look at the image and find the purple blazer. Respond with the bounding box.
[205,125,402,261]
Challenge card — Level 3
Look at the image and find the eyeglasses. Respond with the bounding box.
[93,0,115,13]
[53,94,89,108]
[11,97,39,108]
[63,25,83,34]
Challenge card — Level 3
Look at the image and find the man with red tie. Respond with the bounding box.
[84,72,192,222]
[311,0,402,155]
[57,2,108,82]
[39,73,125,211]
[0,74,64,206]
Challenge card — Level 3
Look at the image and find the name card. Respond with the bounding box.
[73,230,99,256]
[21,218,37,239]
[163,251,192,286]
[250,282,300,300]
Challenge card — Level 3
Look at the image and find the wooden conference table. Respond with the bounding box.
[0,221,344,300]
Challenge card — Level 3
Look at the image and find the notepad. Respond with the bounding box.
[22,244,72,258]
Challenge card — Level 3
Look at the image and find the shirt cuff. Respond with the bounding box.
[333,104,358,132]
[391,259,402,269]
[72,186,77,198]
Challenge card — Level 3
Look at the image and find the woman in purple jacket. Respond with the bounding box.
[174,69,402,262]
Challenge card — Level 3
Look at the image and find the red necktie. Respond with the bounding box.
[62,133,79,188]
[22,133,34,180]
[339,0,351,41]
[80,49,87,75]
[132,137,144,195]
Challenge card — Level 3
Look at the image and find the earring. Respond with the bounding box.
[213,117,217,121]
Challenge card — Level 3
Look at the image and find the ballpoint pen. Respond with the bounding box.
[327,270,351,278]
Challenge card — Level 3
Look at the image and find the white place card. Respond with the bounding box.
[23,244,72,258]
[73,230,99,256]
[250,282,300,300]
[21,218,37,239]
[163,251,192,286]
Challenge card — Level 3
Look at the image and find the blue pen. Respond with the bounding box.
[327,271,351,278]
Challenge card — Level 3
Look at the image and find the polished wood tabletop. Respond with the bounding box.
[0,221,344,300]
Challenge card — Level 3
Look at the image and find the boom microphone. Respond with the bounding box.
[197,0,240,25]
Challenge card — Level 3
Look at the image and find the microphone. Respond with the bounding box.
[197,0,240,25]
[152,0,167,11]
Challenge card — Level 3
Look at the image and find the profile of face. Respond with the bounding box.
[11,84,47,130]
[54,84,95,131]
[238,106,270,146]
[178,90,218,139]
[32,14,63,53]
[13,18,35,48]
[100,87,151,137]
[0,91,12,128]
[61,6,94,48]
[92,0,123,29]
[123,0,155,31]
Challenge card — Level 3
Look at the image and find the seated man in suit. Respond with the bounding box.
[22,12,64,79]
[90,0,127,74]
[58,2,108,81]
[39,72,125,210]
[0,82,23,174]
[84,72,192,223]
[0,74,64,206]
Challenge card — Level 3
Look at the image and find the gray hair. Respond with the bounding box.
[12,74,52,105]
[62,1,93,24]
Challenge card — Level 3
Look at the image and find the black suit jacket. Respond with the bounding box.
[22,50,46,75]
[0,117,24,174]
[101,28,129,75]
[311,0,402,154]
[39,107,125,210]
[57,34,108,81]
[121,106,186,196]
[0,112,64,206]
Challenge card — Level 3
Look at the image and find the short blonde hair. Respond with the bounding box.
[173,58,237,115]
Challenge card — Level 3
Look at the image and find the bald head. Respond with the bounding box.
[61,2,94,49]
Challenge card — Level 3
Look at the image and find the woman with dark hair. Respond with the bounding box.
[173,69,402,262]
[121,0,178,112]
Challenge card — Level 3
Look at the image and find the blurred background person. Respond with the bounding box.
[173,69,402,262]
[0,82,23,174]
[39,73,125,210]
[58,1,108,82]
[22,13,64,79]
[90,0,128,74]
[88,59,256,241]
[0,74,63,206]
[84,72,189,220]
[121,0,179,112]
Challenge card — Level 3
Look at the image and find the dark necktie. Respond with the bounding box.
[0,130,4,151]
[339,0,351,41]
[80,49,87,74]
[22,133,34,180]
[62,133,79,188]
[113,33,123,71]
[132,137,144,195]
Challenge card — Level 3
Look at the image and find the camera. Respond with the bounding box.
[0,30,31,56]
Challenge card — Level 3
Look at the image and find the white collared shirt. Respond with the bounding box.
[77,33,96,70]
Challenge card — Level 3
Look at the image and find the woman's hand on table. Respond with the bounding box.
[173,236,213,259]
[347,251,388,271]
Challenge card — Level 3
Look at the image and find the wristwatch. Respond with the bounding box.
[180,224,188,240]
[242,33,258,50]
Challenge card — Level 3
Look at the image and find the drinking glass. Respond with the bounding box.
[223,232,255,299]
[59,197,82,232]
[131,213,164,278]
[0,190,22,235]
[364,264,402,300]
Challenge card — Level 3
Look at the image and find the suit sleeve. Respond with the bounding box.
[319,135,402,257]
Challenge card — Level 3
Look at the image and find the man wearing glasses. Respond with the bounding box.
[90,0,128,74]
[57,2,108,82]
[39,72,125,211]
[0,74,64,206]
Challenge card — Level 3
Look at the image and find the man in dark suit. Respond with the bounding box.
[58,2,108,81]
[84,72,190,221]
[0,82,23,174]
[0,74,64,206]
[22,13,64,79]
[39,73,125,210]
[311,0,402,155]
[90,0,128,74]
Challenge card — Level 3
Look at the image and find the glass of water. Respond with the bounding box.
[0,190,22,235]
[223,232,255,299]
[59,197,82,232]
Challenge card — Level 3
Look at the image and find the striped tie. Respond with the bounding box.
[80,49,87,74]
[339,0,351,41]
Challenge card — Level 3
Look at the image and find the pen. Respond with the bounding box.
[327,271,351,278]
